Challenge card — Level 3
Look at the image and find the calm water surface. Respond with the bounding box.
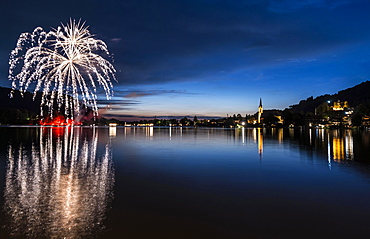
[0,126,370,238]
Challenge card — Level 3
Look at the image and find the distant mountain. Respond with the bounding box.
[288,81,370,113]
[0,87,42,113]
[0,87,97,125]
[0,87,43,124]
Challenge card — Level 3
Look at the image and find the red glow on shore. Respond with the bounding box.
[39,115,81,126]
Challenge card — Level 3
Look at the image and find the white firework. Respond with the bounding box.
[9,19,116,119]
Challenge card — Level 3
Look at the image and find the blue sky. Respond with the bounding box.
[1,0,370,120]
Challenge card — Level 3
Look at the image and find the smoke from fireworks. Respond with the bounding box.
[8,19,117,119]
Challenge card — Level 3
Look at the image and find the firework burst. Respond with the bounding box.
[9,19,117,120]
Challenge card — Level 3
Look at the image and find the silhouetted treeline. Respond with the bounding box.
[0,87,91,125]
[0,87,41,112]
[288,81,370,113]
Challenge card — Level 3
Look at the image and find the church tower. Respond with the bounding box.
[258,98,263,124]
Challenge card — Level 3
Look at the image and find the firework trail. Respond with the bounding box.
[8,19,117,119]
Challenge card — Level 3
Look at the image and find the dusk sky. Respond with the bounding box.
[1,0,370,120]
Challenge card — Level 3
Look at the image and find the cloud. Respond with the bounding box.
[244,41,271,51]
[123,90,190,98]
[97,99,140,115]
[267,0,357,12]
[124,92,151,98]
[110,38,122,43]
[96,99,140,106]
[1,0,369,93]
[102,0,365,88]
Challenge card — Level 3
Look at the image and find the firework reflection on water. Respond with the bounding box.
[4,127,114,238]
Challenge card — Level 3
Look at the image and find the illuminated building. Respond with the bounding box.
[275,115,284,125]
[362,116,370,126]
[332,100,349,111]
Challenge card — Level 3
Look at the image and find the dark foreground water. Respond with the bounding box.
[0,126,370,239]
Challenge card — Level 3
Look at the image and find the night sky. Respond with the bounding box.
[1,0,370,120]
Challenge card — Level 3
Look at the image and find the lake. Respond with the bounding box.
[0,126,370,238]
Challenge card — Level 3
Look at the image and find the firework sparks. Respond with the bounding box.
[8,19,117,120]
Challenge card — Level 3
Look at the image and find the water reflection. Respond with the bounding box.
[257,128,263,157]
[330,130,354,162]
[109,126,116,137]
[236,127,363,164]
[274,128,357,163]
[133,127,366,164]
[4,127,114,238]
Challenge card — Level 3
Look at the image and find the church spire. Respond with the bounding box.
[258,98,263,124]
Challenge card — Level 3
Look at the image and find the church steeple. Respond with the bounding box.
[258,98,263,124]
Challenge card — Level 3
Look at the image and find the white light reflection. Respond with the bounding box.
[242,127,245,144]
[277,128,283,144]
[145,126,153,139]
[345,131,354,161]
[327,131,332,170]
[253,128,257,144]
[4,127,114,238]
[109,126,117,137]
